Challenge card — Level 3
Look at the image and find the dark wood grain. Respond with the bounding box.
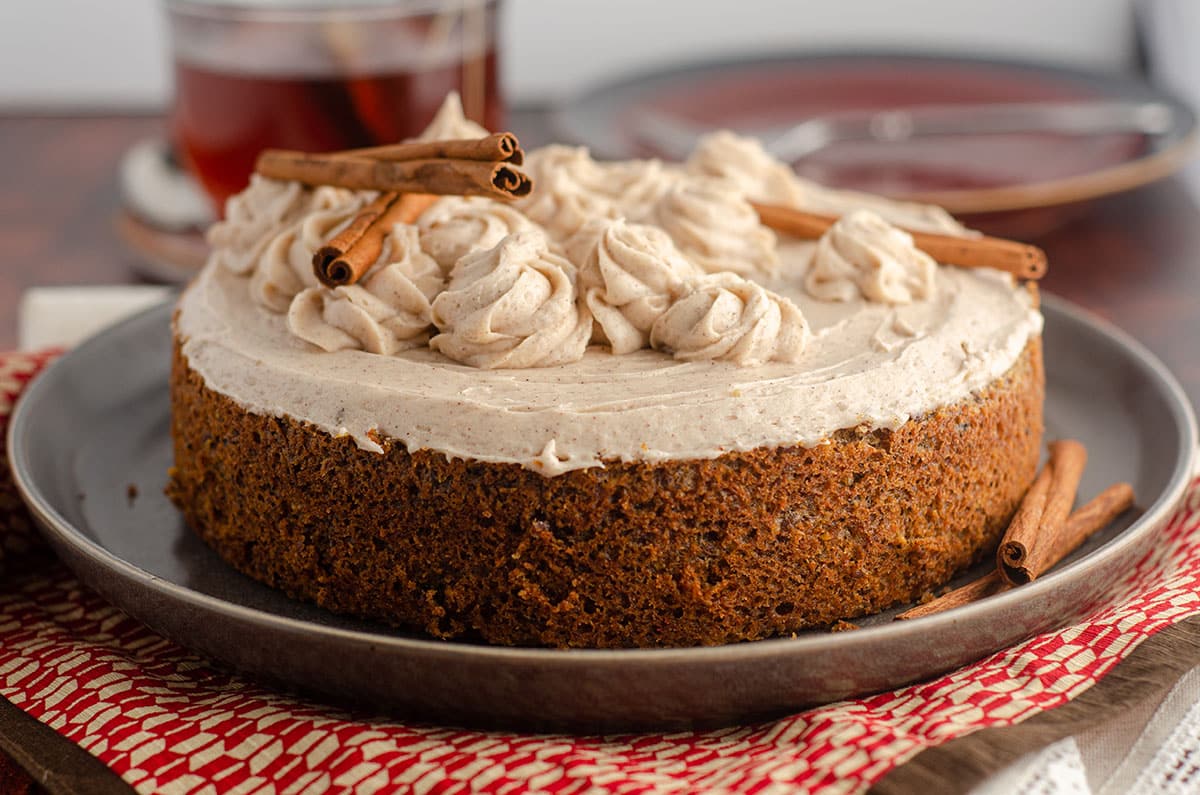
[0,115,163,350]
[0,694,132,795]
[1038,183,1200,407]
[0,113,1197,792]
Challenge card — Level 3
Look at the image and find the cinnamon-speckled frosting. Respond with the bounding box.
[178,100,1042,476]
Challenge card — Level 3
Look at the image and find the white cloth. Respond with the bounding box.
[970,738,1091,795]
[972,662,1200,794]
[17,286,174,351]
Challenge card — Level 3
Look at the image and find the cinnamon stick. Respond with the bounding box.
[896,571,1009,621]
[898,482,1136,620]
[1041,482,1132,576]
[996,463,1054,576]
[1000,439,1089,585]
[750,202,1048,280]
[340,133,523,165]
[314,193,438,287]
[255,151,532,199]
[312,191,398,282]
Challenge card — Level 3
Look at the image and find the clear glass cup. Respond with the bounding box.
[164,0,504,211]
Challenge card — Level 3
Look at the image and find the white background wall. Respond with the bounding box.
[0,0,1139,110]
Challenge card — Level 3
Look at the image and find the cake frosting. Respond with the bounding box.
[417,195,541,272]
[179,240,1040,476]
[566,218,700,354]
[249,186,364,312]
[686,130,970,236]
[516,145,675,240]
[428,230,592,369]
[650,177,780,278]
[182,101,1042,477]
[287,225,443,355]
[807,209,938,305]
[649,271,809,366]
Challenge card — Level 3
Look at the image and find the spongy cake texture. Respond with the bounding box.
[167,336,1044,649]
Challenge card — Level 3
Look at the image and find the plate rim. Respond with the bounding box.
[7,293,1197,668]
[553,49,1200,214]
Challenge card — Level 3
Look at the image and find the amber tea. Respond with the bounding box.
[167,1,503,210]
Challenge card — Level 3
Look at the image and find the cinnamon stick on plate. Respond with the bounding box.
[750,202,1048,280]
[994,462,1055,577]
[313,193,438,288]
[1039,481,1136,566]
[897,482,1136,620]
[340,132,524,165]
[255,150,532,199]
[999,439,1089,585]
[895,571,1009,621]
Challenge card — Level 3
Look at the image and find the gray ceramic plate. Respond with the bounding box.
[8,297,1197,732]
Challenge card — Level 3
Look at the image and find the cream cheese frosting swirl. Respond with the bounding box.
[514,146,615,241]
[516,145,677,242]
[650,272,809,366]
[414,91,488,141]
[286,225,443,355]
[651,177,780,278]
[806,209,937,305]
[688,130,969,235]
[430,229,592,368]
[686,129,808,207]
[208,176,310,276]
[417,196,541,272]
[565,218,701,354]
[248,187,364,313]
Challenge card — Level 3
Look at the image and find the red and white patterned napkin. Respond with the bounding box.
[2,349,1199,795]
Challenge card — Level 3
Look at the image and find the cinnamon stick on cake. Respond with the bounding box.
[312,193,438,288]
[341,132,524,165]
[751,202,1048,280]
[252,132,532,287]
[255,151,532,199]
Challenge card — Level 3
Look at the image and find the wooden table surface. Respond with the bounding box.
[1,113,1199,793]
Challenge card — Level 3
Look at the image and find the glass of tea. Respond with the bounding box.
[165,0,504,211]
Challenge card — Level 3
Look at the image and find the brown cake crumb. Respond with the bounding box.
[167,337,1043,649]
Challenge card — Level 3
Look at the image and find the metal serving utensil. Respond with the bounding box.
[632,100,1178,162]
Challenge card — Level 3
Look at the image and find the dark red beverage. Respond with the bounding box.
[172,55,502,210]
[166,1,504,211]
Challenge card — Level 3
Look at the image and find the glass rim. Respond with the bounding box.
[165,0,498,23]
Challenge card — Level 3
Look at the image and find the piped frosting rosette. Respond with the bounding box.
[650,177,780,279]
[248,187,365,313]
[208,177,305,276]
[413,91,489,142]
[565,218,701,354]
[686,130,808,207]
[417,196,542,272]
[209,177,334,277]
[687,130,968,235]
[287,226,444,355]
[806,209,937,305]
[516,145,677,242]
[650,272,810,366]
[430,229,592,369]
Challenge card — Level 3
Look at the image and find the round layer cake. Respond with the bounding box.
[167,100,1044,648]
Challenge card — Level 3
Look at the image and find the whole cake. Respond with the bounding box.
[168,97,1045,648]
